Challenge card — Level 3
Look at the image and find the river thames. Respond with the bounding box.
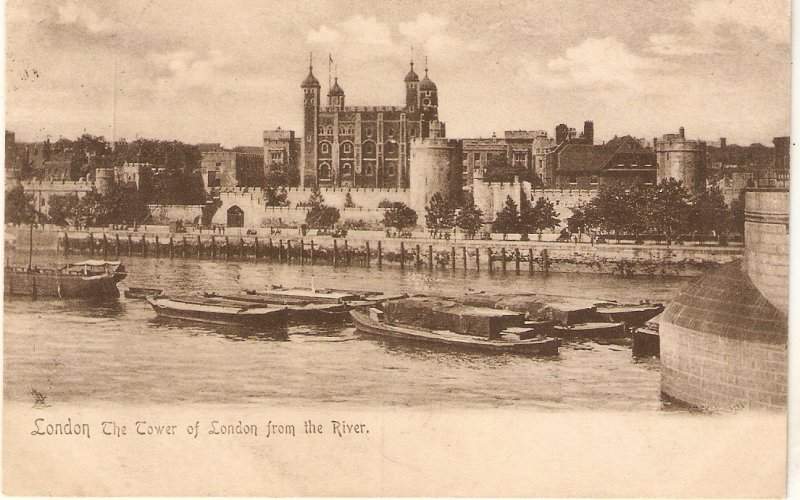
[4,253,691,410]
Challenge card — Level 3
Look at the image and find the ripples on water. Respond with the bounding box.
[4,254,688,411]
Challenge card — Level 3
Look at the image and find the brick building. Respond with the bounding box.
[461,130,554,189]
[548,135,657,189]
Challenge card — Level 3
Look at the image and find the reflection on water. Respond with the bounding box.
[4,253,690,410]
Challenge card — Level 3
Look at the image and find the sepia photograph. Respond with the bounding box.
[2,0,793,496]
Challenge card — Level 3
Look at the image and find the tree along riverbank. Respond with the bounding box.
[8,227,742,277]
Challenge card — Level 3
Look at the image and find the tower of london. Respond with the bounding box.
[301,58,446,189]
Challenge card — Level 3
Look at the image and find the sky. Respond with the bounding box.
[4,0,791,147]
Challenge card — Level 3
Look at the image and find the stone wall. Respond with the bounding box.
[660,321,787,410]
[147,205,205,225]
[744,189,789,313]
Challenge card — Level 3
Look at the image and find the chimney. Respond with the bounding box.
[720,137,727,149]
[583,120,594,145]
[679,126,685,139]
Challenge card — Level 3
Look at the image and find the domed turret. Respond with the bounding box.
[419,68,437,91]
[405,62,419,82]
[328,77,345,108]
[329,77,344,96]
[301,62,320,88]
[405,61,420,112]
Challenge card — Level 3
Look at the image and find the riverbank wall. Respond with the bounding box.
[6,226,743,277]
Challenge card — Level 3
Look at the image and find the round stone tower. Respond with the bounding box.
[659,188,788,410]
[409,138,463,217]
[93,167,116,196]
[655,127,706,196]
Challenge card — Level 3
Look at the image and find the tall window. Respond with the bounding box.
[341,141,354,158]
[319,142,331,157]
[385,141,398,158]
[319,163,331,180]
[362,141,376,158]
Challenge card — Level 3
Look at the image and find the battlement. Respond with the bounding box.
[320,105,405,113]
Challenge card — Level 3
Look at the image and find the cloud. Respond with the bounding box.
[647,33,716,56]
[143,49,273,96]
[647,0,789,57]
[398,13,449,41]
[56,1,120,35]
[544,37,656,88]
[306,25,340,45]
[689,0,789,45]
[340,15,394,47]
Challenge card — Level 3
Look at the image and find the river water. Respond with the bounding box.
[4,253,692,410]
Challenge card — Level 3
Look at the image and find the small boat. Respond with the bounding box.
[351,308,559,356]
[633,314,661,357]
[124,287,163,299]
[5,260,127,299]
[213,292,352,323]
[593,302,664,327]
[146,294,288,329]
[552,322,626,338]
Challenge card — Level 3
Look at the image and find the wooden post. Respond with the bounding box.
[415,244,421,269]
[155,235,160,258]
[254,237,260,260]
[344,240,350,266]
[89,233,94,256]
[541,248,550,273]
[64,232,70,256]
[514,248,521,274]
[278,239,283,262]
[451,246,456,270]
[211,236,216,260]
[169,236,174,259]
[475,247,480,270]
[239,237,244,260]
[197,235,201,260]
[182,236,187,259]
[365,241,370,267]
[377,240,382,268]
[487,248,493,272]
[141,235,147,257]
[463,247,467,270]
[529,248,534,275]
[286,240,292,263]
[400,241,405,270]
[310,240,315,266]
[225,236,230,260]
[268,238,273,260]
[102,234,108,259]
[428,245,433,271]
[501,247,507,273]
[300,239,305,264]
[114,234,120,258]
[333,239,338,267]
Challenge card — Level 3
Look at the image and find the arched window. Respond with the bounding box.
[326,125,334,135]
[318,163,331,180]
[362,140,376,158]
[385,140,398,158]
[340,141,354,158]
[318,126,325,134]
[341,163,352,177]
[319,141,331,158]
